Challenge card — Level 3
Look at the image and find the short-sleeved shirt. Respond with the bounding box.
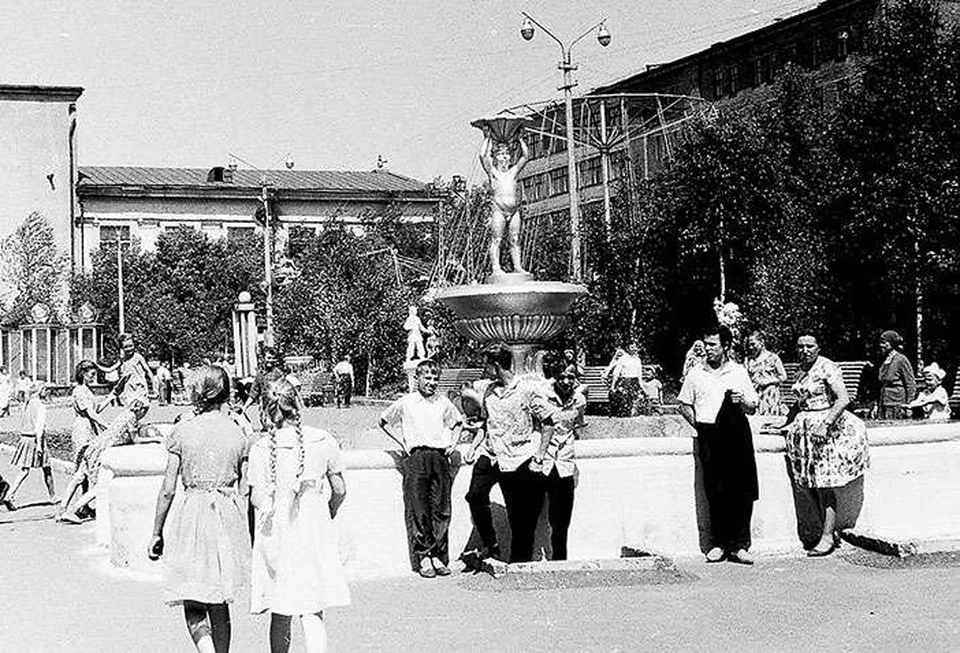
[249,367,285,405]
[167,412,249,490]
[484,377,558,472]
[911,386,951,420]
[333,361,354,377]
[612,354,644,381]
[381,392,464,450]
[540,389,586,478]
[677,360,758,425]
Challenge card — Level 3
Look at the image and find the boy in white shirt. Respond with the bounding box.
[380,359,465,578]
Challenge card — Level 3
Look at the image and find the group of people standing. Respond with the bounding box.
[379,347,586,577]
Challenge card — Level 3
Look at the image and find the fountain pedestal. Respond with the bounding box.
[436,280,586,377]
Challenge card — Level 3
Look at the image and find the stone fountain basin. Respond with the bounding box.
[436,281,586,344]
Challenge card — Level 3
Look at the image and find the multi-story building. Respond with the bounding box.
[518,0,879,221]
[75,165,439,270]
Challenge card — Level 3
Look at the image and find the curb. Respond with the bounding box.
[841,528,960,558]
[476,555,678,579]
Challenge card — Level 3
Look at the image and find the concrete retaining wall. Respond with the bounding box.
[99,421,960,577]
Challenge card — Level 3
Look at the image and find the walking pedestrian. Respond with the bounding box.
[5,382,58,510]
[332,355,354,409]
[148,365,250,653]
[249,379,349,653]
[876,330,916,419]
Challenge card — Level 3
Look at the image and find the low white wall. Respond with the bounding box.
[100,422,960,578]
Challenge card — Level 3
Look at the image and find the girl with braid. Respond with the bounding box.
[248,378,349,653]
[149,365,250,653]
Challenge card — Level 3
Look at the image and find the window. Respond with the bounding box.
[713,69,724,99]
[287,226,316,258]
[726,65,740,97]
[812,37,821,68]
[549,167,569,196]
[226,226,256,240]
[1,329,8,369]
[836,29,849,60]
[759,55,773,85]
[99,225,131,249]
[579,158,602,188]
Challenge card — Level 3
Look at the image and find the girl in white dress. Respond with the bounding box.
[250,379,349,653]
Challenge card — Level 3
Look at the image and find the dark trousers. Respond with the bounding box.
[404,448,452,563]
[335,375,352,407]
[465,454,499,551]
[696,402,758,553]
[545,469,575,560]
[499,460,547,563]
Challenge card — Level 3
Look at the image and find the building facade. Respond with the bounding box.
[75,165,439,270]
[517,0,879,221]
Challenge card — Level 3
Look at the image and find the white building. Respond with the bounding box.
[75,165,439,269]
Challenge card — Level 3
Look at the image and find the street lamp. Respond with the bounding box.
[519,11,611,282]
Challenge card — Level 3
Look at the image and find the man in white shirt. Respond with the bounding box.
[333,355,355,408]
[678,325,759,565]
[381,359,464,578]
[610,342,644,416]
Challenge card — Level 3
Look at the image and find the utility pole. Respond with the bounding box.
[261,183,275,348]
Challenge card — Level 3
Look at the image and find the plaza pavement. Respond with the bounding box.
[2,454,959,652]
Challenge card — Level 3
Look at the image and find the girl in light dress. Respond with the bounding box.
[4,382,57,509]
[149,365,250,653]
[249,378,349,653]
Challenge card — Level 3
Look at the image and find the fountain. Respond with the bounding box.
[436,113,586,375]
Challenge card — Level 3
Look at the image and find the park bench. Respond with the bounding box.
[437,366,613,405]
[300,370,335,407]
[948,368,960,416]
[780,360,869,408]
[437,368,484,397]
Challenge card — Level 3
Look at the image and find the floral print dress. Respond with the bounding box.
[786,356,870,488]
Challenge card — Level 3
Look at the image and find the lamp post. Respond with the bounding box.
[520,11,611,282]
[260,180,275,348]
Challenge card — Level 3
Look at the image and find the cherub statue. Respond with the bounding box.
[479,128,529,277]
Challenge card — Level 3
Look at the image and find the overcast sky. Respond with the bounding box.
[3,0,817,184]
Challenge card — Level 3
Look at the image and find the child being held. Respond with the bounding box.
[380,359,465,578]
[906,362,951,420]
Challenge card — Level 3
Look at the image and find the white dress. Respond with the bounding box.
[249,426,350,616]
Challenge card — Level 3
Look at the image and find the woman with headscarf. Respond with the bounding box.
[876,330,916,419]
[783,335,869,556]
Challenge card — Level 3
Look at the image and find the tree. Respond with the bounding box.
[830,0,960,365]
[0,212,69,323]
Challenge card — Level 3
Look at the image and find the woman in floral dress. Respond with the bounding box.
[783,335,869,557]
[745,331,787,416]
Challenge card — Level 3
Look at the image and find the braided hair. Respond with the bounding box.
[260,378,306,511]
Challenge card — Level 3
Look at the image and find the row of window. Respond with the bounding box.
[520,155,623,203]
[711,25,863,100]
[97,224,319,246]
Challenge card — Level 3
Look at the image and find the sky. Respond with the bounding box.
[2,0,820,185]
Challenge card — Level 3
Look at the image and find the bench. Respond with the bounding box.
[949,366,960,416]
[437,368,484,397]
[437,366,614,405]
[780,360,869,407]
[300,371,335,407]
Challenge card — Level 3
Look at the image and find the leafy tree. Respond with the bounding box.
[0,212,69,323]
